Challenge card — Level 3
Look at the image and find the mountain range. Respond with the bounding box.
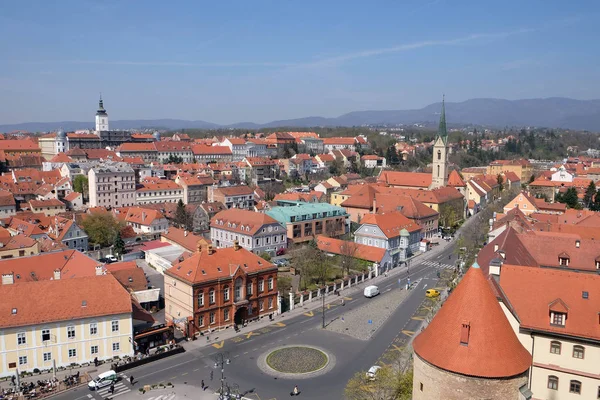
[2,97,600,133]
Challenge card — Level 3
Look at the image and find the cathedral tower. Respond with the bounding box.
[431,97,449,189]
[95,95,109,132]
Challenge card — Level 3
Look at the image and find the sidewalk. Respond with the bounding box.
[181,239,453,353]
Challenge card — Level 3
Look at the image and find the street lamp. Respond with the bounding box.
[213,352,231,400]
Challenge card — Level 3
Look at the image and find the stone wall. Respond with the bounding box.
[412,353,528,400]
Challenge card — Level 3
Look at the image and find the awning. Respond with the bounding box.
[134,326,171,340]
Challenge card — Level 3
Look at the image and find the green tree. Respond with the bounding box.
[556,187,580,209]
[174,199,192,230]
[73,175,89,197]
[259,252,272,262]
[82,213,124,248]
[167,154,184,164]
[113,231,125,257]
[583,181,596,208]
[591,189,600,212]
[345,366,412,400]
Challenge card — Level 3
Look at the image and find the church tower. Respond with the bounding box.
[431,97,449,189]
[95,95,109,132]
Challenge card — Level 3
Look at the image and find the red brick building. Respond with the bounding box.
[164,242,278,337]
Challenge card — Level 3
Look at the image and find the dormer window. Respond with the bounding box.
[552,313,565,326]
[558,252,570,266]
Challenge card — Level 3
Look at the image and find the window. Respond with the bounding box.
[18,356,27,365]
[68,349,77,358]
[573,345,585,359]
[246,282,253,296]
[259,279,264,293]
[259,300,264,311]
[547,375,558,390]
[552,313,565,326]
[111,320,119,332]
[112,342,120,352]
[570,380,581,394]
[41,329,50,342]
[550,341,561,354]
[17,332,26,345]
[91,346,98,355]
[67,326,75,339]
[268,297,273,309]
[224,308,230,321]
[43,352,52,362]
[223,286,230,302]
[209,312,215,324]
[419,382,423,391]
[90,323,98,336]
[268,277,273,291]
[197,291,204,307]
[209,289,215,304]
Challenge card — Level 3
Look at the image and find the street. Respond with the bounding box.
[56,240,459,400]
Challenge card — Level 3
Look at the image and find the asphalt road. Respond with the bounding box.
[61,242,459,400]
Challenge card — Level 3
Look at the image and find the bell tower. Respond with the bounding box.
[431,96,449,189]
[95,94,109,132]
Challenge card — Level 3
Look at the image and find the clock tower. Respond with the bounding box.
[95,95,109,132]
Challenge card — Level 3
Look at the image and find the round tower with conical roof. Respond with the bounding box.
[412,262,532,399]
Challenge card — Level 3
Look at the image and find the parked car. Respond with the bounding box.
[104,254,118,263]
[366,366,381,380]
[425,289,440,298]
[276,248,287,256]
[364,285,380,298]
[88,370,117,390]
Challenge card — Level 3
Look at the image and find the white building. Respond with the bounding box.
[88,162,136,208]
[120,207,169,237]
[551,166,574,183]
[136,180,184,205]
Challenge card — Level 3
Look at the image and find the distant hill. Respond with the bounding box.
[2,97,600,133]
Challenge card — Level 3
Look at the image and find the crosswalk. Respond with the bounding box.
[145,394,177,400]
[87,374,131,399]
[422,260,455,270]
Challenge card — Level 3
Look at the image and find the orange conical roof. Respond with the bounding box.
[413,263,531,378]
[447,170,466,187]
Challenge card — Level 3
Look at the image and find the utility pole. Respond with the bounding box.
[321,285,326,329]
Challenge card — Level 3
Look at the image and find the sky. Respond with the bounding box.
[1,0,599,125]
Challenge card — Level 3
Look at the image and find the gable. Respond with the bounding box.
[354,223,386,239]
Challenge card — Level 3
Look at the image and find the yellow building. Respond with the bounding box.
[487,159,533,182]
[0,235,39,259]
[0,275,133,377]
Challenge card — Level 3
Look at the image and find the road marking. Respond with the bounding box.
[246,331,259,339]
[391,344,404,353]
[231,337,244,343]
[343,297,352,301]
[193,368,199,371]
[303,311,314,317]
[181,372,188,376]
[402,330,415,337]
[411,316,425,321]
[212,340,225,349]
[273,322,286,327]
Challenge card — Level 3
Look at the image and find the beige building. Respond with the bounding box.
[495,265,600,400]
[0,275,133,377]
[27,199,66,217]
[487,159,533,181]
[88,162,136,208]
[136,180,184,205]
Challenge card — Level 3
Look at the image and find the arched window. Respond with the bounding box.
[569,380,581,394]
[573,345,585,359]
[437,150,441,160]
[550,341,561,354]
[547,375,558,390]
[437,165,440,177]
[234,277,243,302]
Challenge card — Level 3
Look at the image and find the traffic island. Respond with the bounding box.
[258,345,335,379]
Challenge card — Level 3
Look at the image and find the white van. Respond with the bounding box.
[88,370,117,390]
[364,285,380,298]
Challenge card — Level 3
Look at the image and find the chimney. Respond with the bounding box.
[197,240,203,253]
[142,212,147,221]
[489,258,503,276]
[208,244,214,255]
[95,265,104,276]
[460,321,470,346]
[576,240,580,248]
[53,269,60,280]
[184,230,188,237]
[233,240,241,251]
[2,273,14,285]
[372,198,377,214]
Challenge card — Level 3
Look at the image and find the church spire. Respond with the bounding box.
[96,93,107,116]
[437,95,447,142]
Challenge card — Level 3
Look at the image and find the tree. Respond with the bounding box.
[556,187,579,209]
[339,241,359,277]
[82,213,124,248]
[259,252,272,262]
[174,199,193,230]
[591,189,600,212]
[113,232,125,257]
[439,205,457,229]
[73,175,89,197]
[583,181,596,208]
[345,366,412,400]
[496,174,504,192]
[167,154,184,164]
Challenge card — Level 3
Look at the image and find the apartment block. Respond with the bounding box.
[88,162,136,208]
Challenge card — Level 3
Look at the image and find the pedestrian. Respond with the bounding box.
[129,375,134,385]
[109,383,115,394]
[292,385,299,396]
[201,380,205,390]
[94,357,98,367]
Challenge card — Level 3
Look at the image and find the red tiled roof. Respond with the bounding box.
[212,185,254,196]
[502,171,520,182]
[0,190,15,207]
[361,155,383,161]
[0,250,99,282]
[124,207,166,225]
[359,212,421,238]
[29,198,65,208]
[107,266,148,292]
[377,171,432,188]
[499,265,600,341]
[340,185,378,209]
[211,209,280,235]
[136,180,181,192]
[49,153,74,163]
[121,156,145,165]
[0,140,40,152]
[162,227,210,253]
[118,142,157,152]
[154,142,194,151]
[273,191,323,203]
[316,154,334,162]
[316,235,385,263]
[0,275,132,328]
[131,133,155,139]
[413,264,532,378]
[165,246,275,284]
[374,194,438,219]
[322,137,355,145]
[192,145,232,155]
[447,170,466,187]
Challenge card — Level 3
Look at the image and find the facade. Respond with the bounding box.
[266,200,348,243]
[88,162,136,208]
[47,217,89,252]
[210,209,286,256]
[116,143,159,163]
[174,175,215,204]
[487,159,533,182]
[164,244,278,337]
[412,263,532,400]
[122,207,169,237]
[0,191,17,217]
[244,158,279,184]
[0,275,133,377]
[136,180,184,205]
[322,137,356,152]
[503,191,539,216]
[208,186,255,210]
[354,212,421,264]
[496,265,600,400]
[192,145,233,163]
[154,142,194,163]
[0,236,39,259]
[361,155,387,169]
[28,199,66,216]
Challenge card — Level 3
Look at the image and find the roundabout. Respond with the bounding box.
[257,345,336,379]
